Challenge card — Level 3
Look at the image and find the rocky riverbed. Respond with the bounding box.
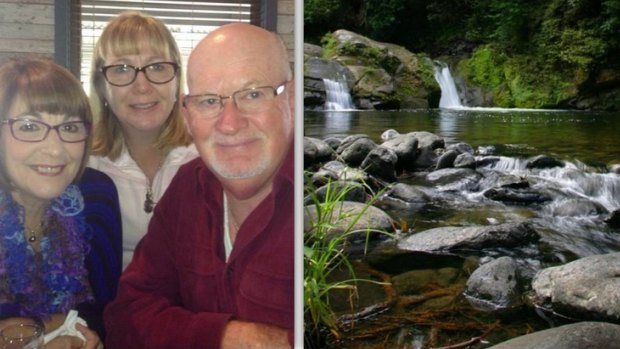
[304,128,620,348]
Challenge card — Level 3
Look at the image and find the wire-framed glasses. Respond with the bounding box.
[100,62,179,87]
[183,81,289,119]
[1,118,90,143]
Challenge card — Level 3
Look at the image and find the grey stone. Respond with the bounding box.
[397,222,539,254]
[531,252,620,322]
[486,321,620,349]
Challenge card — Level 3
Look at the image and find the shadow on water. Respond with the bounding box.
[304,108,620,348]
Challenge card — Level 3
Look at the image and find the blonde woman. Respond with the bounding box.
[88,11,198,269]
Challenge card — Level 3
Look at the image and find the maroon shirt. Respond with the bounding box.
[104,145,294,349]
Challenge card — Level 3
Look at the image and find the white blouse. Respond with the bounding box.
[88,144,198,269]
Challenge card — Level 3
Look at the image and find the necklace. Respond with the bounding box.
[26,222,43,243]
[143,157,165,213]
[27,229,40,243]
[144,186,156,213]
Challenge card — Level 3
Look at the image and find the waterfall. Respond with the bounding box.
[323,78,354,110]
[433,62,464,108]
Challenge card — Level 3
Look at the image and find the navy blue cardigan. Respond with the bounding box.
[76,167,123,341]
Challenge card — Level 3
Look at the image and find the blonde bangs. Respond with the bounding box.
[97,12,180,64]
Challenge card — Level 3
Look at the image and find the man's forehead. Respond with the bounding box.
[188,56,274,85]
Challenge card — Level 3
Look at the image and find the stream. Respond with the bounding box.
[304,108,620,348]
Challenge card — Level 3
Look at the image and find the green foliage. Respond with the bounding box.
[304,0,369,44]
[304,0,341,22]
[461,0,528,48]
[321,31,401,75]
[364,0,405,39]
[461,45,581,108]
[304,175,391,344]
[536,1,610,70]
[503,57,570,108]
[426,0,475,45]
[556,28,607,67]
[395,56,440,103]
[306,0,619,65]
[601,0,620,38]
[486,1,531,48]
[461,45,507,89]
[320,33,339,59]
[305,0,620,110]
[304,0,344,44]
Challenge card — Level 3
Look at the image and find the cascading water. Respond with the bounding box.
[434,61,464,108]
[323,77,354,110]
[472,156,620,258]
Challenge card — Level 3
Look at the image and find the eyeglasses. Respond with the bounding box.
[100,62,179,87]
[1,118,90,143]
[183,81,289,119]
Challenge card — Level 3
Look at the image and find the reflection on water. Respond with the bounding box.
[324,111,353,131]
[304,109,620,166]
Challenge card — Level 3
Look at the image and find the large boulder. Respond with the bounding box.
[304,29,440,110]
[530,252,620,322]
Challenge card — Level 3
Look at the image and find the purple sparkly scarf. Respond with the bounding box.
[0,185,93,319]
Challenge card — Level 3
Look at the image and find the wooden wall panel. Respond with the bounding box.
[0,0,54,64]
[277,0,295,64]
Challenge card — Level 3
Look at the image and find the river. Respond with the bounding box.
[304,108,620,348]
[305,109,620,167]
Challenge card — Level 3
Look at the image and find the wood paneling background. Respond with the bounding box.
[0,0,54,64]
[0,0,295,69]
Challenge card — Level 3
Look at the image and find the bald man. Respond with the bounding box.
[104,23,294,349]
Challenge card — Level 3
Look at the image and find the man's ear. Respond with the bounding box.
[180,95,193,136]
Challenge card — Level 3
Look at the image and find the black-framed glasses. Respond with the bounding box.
[183,81,290,119]
[100,61,179,87]
[1,118,90,143]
